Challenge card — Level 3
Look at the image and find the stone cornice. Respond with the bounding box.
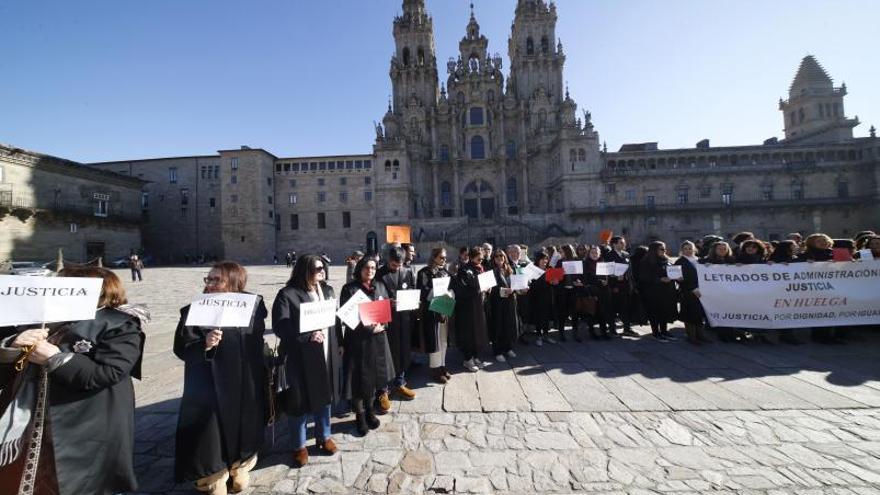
[0,144,146,189]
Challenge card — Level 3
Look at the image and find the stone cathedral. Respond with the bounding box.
[4,0,877,264]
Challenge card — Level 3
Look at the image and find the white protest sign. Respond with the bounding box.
[522,263,545,281]
[432,276,451,296]
[510,274,530,291]
[666,265,683,280]
[613,263,630,277]
[300,298,337,333]
[185,292,259,328]
[549,252,562,267]
[562,261,583,275]
[0,275,103,326]
[858,249,874,261]
[396,289,421,311]
[478,271,497,292]
[337,290,370,330]
[696,261,880,329]
[595,262,614,276]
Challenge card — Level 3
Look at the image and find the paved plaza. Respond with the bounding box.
[123,265,880,494]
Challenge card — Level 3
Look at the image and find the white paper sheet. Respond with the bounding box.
[522,263,545,281]
[395,289,421,311]
[595,262,614,276]
[478,271,497,292]
[666,265,683,280]
[336,289,370,330]
[0,275,102,326]
[562,261,583,275]
[185,292,259,328]
[510,274,530,291]
[299,298,338,333]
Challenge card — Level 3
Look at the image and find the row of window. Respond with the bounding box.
[789,102,841,126]
[288,212,351,230]
[602,181,849,207]
[286,190,373,204]
[275,159,372,173]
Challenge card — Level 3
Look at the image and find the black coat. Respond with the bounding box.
[452,263,490,354]
[376,266,415,375]
[526,273,555,326]
[674,257,705,325]
[603,249,632,293]
[339,281,395,400]
[582,259,614,322]
[638,257,679,324]
[271,284,342,416]
[488,268,519,346]
[416,265,450,354]
[174,298,267,482]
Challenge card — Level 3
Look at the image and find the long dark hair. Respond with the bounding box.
[353,257,377,284]
[288,254,324,291]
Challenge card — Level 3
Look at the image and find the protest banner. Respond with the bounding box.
[0,275,103,326]
[395,289,421,311]
[299,298,337,333]
[337,289,370,330]
[562,261,583,275]
[510,274,530,291]
[478,271,497,292]
[385,225,411,244]
[522,263,545,281]
[428,294,455,316]
[696,260,880,329]
[185,292,259,328]
[432,276,451,296]
[666,265,683,280]
[359,299,393,325]
[595,262,613,276]
[545,267,565,284]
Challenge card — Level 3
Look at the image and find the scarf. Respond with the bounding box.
[0,366,38,468]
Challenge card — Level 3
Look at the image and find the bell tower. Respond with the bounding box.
[507,0,565,103]
[390,0,440,113]
[779,55,858,144]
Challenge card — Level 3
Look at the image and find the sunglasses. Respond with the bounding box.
[314,265,325,272]
[204,277,222,285]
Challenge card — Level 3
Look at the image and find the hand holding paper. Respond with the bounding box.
[478,271,497,292]
[666,265,683,280]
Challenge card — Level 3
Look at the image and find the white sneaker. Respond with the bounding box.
[535,337,544,347]
[463,359,479,372]
[545,337,558,345]
[506,350,517,358]
[495,354,506,363]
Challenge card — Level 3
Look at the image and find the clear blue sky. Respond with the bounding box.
[1,0,878,163]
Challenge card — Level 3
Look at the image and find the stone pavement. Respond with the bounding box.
[121,265,880,494]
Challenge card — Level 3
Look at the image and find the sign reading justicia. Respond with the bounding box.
[696,261,880,329]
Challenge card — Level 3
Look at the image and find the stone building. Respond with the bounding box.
[0,144,144,263]
[72,0,878,262]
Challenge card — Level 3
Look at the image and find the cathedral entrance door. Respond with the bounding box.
[463,180,495,223]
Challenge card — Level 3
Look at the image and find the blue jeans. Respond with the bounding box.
[290,405,332,449]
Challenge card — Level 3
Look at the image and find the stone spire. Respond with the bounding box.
[789,55,833,95]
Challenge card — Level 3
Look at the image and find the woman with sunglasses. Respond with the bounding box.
[272,254,342,468]
[416,248,453,384]
[174,261,268,494]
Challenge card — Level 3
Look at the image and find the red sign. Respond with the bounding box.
[832,248,853,262]
[545,267,565,284]
[358,299,393,325]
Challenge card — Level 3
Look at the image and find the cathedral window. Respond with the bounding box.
[417,47,425,66]
[470,107,484,125]
[506,178,518,204]
[471,135,486,160]
[505,141,517,160]
[393,159,400,168]
[402,47,411,67]
[578,149,586,161]
[441,181,452,207]
[526,37,534,55]
[541,36,549,54]
[385,160,392,169]
[440,145,450,162]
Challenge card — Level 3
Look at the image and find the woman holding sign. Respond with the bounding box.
[339,257,395,436]
[174,261,268,493]
[416,248,453,384]
[674,241,708,345]
[452,247,491,372]
[526,252,556,345]
[638,241,678,340]
[489,250,520,362]
[272,254,342,468]
[0,266,146,495]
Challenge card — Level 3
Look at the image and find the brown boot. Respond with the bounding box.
[431,367,448,384]
[377,392,392,414]
[318,438,338,455]
[395,385,417,400]
[293,447,309,468]
[229,455,257,493]
[195,470,229,495]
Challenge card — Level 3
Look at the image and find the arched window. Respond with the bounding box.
[440,181,452,207]
[402,47,411,67]
[569,149,577,162]
[417,47,425,66]
[471,135,485,160]
[439,145,450,162]
[384,159,392,169]
[470,107,484,125]
[541,36,549,54]
[526,37,534,55]
[578,149,586,161]
[506,178,518,204]
[392,159,400,168]
[505,140,517,160]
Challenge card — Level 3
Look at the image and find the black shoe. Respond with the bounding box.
[622,329,639,337]
[355,413,369,436]
[365,407,381,430]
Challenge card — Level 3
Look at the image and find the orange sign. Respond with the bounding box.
[386,225,411,244]
[599,229,614,244]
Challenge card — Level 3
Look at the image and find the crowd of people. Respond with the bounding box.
[0,229,877,494]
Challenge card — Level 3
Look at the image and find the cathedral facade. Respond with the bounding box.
[75,0,878,263]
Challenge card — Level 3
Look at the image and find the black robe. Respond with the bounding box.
[638,258,679,324]
[416,265,450,354]
[0,309,145,495]
[488,269,519,350]
[174,298,267,483]
[526,273,555,326]
[271,284,342,416]
[376,265,415,375]
[339,281,395,400]
[452,263,490,354]
[674,257,705,325]
[582,259,614,324]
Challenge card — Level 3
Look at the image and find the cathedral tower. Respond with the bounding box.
[507,0,565,103]
[779,55,858,144]
[390,0,439,113]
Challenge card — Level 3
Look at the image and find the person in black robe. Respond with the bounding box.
[375,246,417,405]
[272,254,342,468]
[603,236,638,336]
[452,247,491,372]
[526,252,556,345]
[674,241,708,345]
[174,261,267,493]
[339,258,395,435]
[638,241,679,339]
[1,266,146,495]
[488,250,520,362]
[552,245,577,342]
[416,248,452,384]
[582,245,613,340]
